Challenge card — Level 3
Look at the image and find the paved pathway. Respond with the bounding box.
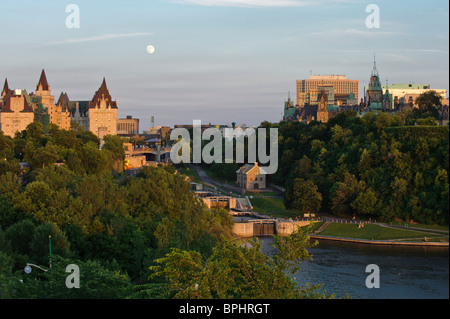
[192,164,283,197]
[193,165,243,194]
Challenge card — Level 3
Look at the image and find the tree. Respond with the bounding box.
[408,90,443,121]
[350,187,380,218]
[80,141,111,175]
[0,132,20,175]
[415,90,443,112]
[150,226,330,299]
[23,122,45,142]
[0,172,21,195]
[0,195,24,229]
[0,250,15,299]
[30,222,71,266]
[4,219,36,256]
[286,178,322,213]
[330,173,364,217]
[102,134,125,172]
[31,141,62,169]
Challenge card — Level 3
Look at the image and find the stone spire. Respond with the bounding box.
[371,53,379,77]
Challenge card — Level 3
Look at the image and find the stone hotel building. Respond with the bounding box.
[0,80,34,137]
[0,70,118,139]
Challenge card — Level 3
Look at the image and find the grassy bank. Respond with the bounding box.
[251,197,301,218]
[177,165,202,182]
[318,223,448,242]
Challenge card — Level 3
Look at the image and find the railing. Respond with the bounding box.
[248,219,278,224]
[322,217,370,225]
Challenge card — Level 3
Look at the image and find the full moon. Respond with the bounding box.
[146,45,155,54]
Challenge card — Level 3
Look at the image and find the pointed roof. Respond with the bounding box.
[2,78,10,98]
[236,162,264,175]
[3,78,9,92]
[56,92,71,111]
[368,55,382,92]
[318,90,328,102]
[90,77,117,108]
[36,69,50,91]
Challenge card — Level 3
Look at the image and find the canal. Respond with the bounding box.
[258,237,449,299]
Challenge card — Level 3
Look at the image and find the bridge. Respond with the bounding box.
[126,146,172,162]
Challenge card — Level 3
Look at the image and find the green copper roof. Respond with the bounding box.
[382,84,430,90]
[284,107,297,119]
[327,105,339,112]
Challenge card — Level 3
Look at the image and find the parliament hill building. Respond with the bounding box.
[284,74,359,124]
[0,70,118,139]
[284,57,448,124]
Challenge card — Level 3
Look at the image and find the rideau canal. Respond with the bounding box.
[258,237,449,299]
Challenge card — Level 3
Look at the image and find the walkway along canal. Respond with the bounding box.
[233,215,449,247]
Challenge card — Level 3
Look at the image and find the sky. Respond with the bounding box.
[0,0,448,130]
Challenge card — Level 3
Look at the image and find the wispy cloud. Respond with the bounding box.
[405,49,447,53]
[38,32,153,47]
[311,28,401,37]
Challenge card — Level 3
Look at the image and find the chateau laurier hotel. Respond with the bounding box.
[0,69,118,139]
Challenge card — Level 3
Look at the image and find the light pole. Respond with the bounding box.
[49,235,52,270]
[23,235,52,273]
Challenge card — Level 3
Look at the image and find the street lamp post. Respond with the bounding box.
[24,263,49,274]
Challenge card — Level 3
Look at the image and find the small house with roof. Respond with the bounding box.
[236,162,266,190]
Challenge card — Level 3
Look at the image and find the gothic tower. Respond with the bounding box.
[366,55,384,110]
[88,78,118,139]
[34,69,71,130]
[316,90,329,123]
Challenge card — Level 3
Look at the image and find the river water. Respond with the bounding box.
[258,237,449,299]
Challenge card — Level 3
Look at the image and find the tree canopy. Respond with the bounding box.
[273,109,448,225]
[0,123,326,299]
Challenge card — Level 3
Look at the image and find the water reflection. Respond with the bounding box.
[258,237,449,299]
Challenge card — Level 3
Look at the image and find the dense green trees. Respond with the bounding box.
[273,109,448,225]
[0,122,336,299]
[0,123,239,298]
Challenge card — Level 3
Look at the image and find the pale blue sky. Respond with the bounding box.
[0,0,448,130]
